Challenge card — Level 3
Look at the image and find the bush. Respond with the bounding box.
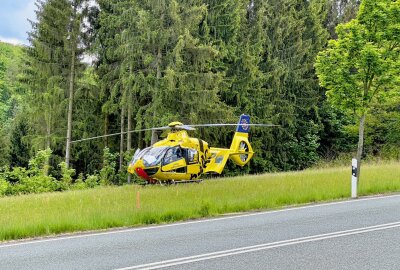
[72,173,86,190]
[85,174,100,188]
[59,161,75,185]
[3,167,28,183]
[99,147,117,185]
[0,149,58,195]
[0,178,9,196]
[380,145,400,160]
[28,148,52,176]
[11,175,56,195]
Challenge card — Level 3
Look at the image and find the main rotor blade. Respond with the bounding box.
[179,125,196,131]
[188,123,279,128]
[71,124,278,144]
[71,127,169,144]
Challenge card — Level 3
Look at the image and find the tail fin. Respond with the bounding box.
[229,114,254,166]
[236,114,251,133]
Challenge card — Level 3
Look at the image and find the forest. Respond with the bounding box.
[0,0,399,195]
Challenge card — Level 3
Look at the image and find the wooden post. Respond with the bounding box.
[136,190,140,209]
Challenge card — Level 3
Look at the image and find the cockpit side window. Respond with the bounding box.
[186,148,198,164]
[162,146,183,165]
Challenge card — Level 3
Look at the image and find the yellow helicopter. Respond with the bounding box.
[127,114,274,184]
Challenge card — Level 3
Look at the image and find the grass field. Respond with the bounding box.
[0,162,399,242]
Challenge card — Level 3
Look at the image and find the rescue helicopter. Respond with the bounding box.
[127,114,275,184]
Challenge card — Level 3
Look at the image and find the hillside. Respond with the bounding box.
[0,41,26,165]
[0,41,25,119]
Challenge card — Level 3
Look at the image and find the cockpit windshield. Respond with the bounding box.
[136,146,168,167]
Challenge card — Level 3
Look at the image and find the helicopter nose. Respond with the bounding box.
[127,162,137,174]
[128,160,150,180]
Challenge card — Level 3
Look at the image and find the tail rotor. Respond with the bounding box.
[239,141,250,163]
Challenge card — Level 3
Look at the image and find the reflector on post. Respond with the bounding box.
[351,158,358,198]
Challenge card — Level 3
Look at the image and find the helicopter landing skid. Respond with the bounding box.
[170,179,203,185]
[141,179,203,186]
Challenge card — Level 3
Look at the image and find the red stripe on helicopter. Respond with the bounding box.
[135,168,150,180]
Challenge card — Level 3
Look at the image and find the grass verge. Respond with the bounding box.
[0,162,399,242]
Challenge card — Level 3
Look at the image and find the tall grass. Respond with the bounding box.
[0,162,399,241]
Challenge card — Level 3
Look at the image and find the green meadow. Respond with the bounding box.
[1,162,399,242]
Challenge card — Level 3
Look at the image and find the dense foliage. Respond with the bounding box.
[316,0,400,176]
[0,0,398,196]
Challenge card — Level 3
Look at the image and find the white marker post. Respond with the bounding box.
[351,158,358,198]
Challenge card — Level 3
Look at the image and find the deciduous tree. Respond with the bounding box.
[315,0,400,178]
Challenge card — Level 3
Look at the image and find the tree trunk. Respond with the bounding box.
[127,105,131,151]
[45,114,51,176]
[103,113,109,147]
[138,112,144,149]
[157,47,162,79]
[65,44,76,168]
[127,105,131,184]
[356,114,365,180]
[119,106,125,171]
[46,114,51,150]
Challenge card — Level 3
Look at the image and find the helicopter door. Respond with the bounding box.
[161,146,187,180]
[185,148,202,180]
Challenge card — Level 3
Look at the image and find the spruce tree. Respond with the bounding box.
[72,67,103,174]
[116,0,232,144]
[94,0,124,150]
[26,0,72,151]
[252,0,329,170]
[65,0,90,168]
[26,0,89,168]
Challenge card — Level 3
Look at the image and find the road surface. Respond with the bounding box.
[1,194,400,270]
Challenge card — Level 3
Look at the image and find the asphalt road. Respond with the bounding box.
[1,194,400,270]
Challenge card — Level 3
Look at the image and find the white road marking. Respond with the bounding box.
[1,193,400,249]
[115,221,400,270]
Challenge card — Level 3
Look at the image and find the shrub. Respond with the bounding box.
[85,174,100,188]
[4,167,28,183]
[28,148,52,176]
[11,175,56,195]
[52,180,69,192]
[72,173,86,190]
[59,161,75,185]
[0,178,9,196]
[99,147,117,185]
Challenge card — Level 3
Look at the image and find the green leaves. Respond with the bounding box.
[316,0,400,174]
[316,0,400,117]
[1,0,397,179]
